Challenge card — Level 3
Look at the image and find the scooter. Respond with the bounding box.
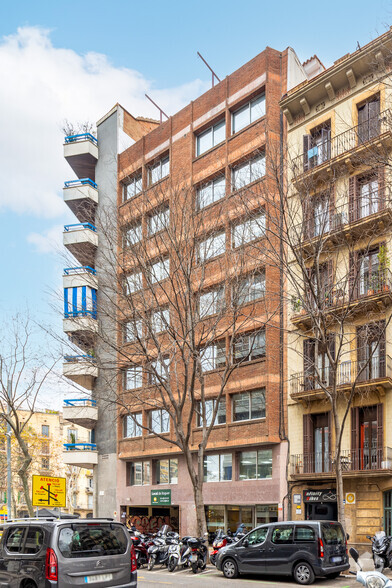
[188,534,208,574]
[350,547,392,587]
[210,530,233,566]
[167,536,191,572]
[128,529,150,568]
[366,531,392,572]
[147,525,178,570]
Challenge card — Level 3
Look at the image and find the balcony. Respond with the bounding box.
[64,133,98,180]
[63,222,98,267]
[62,443,98,468]
[290,447,392,479]
[63,266,97,290]
[63,310,97,350]
[63,355,98,390]
[63,178,98,224]
[291,269,392,330]
[292,109,392,182]
[63,398,98,429]
[290,355,392,401]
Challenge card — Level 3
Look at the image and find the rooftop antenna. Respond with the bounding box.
[145,94,169,124]
[197,51,221,88]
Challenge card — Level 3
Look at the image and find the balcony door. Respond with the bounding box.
[303,336,335,391]
[303,122,331,171]
[357,96,380,144]
[351,404,383,470]
[357,321,385,381]
[358,249,379,296]
[359,175,379,218]
[303,412,331,474]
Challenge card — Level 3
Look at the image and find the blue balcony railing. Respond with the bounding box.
[63,443,97,451]
[63,266,96,276]
[64,133,98,146]
[64,354,96,363]
[63,398,97,407]
[64,222,96,232]
[64,178,98,189]
[64,309,97,320]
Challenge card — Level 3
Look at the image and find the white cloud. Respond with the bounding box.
[0,26,208,219]
[27,224,64,254]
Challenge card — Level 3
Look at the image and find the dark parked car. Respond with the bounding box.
[215,520,349,584]
[0,518,137,587]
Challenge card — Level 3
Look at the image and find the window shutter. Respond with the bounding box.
[377,403,384,466]
[303,413,314,473]
[378,320,386,377]
[378,166,385,207]
[321,127,331,160]
[349,252,358,300]
[351,407,360,469]
[369,98,380,139]
[329,186,335,228]
[327,411,332,472]
[356,326,366,383]
[303,135,312,172]
[348,176,357,223]
[303,338,316,390]
[357,103,368,144]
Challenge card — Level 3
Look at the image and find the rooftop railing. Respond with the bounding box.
[292,109,392,174]
[64,178,98,189]
[63,398,97,407]
[63,266,96,276]
[64,133,98,146]
[290,447,392,475]
[64,222,96,232]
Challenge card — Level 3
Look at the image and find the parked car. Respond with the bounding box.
[215,520,349,584]
[0,517,137,587]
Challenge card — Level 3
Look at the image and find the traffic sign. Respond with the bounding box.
[32,475,66,508]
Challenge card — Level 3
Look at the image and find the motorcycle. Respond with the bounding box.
[128,529,151,568]
[210,530,233,566]
[350,546,392,587]
[147,525,178,570]
[188,534,208,574]
[167,536,191,572]
[366,531,392,572]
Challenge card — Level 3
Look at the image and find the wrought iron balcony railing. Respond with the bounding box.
[290,447,392,475]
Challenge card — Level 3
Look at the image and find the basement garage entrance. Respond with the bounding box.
[123,505,179,534]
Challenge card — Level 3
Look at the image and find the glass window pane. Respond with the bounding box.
[250,94,266,123]
[213,177,226,201]
[170,459,178,484]
[161,157,170,178]
[143,462,150,485]
[158,460,169,484]
[197,182,213,209]
[201,345,214,372]
[251,331,266,359]
[239,451,257,480]
[126,319,142,342]
[135,175,143,194]
[134,462,142,485]
[220,454,232,481]
[232,104,249,134]
[250,154,266,180]
[126,223,142,246]
[197,128,213,156]
[150,410,161,433]
[150,162,161,184]
[233,162,251,190]
[148,207,170,235]
[233,393,250,421]
[251,390,266,419]
[126,272,142,294]
[150,258,170,283]
[204,455,219,482]
[217,399,226,424]
[213,120,226,146]
[161,411,170,433]
[257,449,272,479]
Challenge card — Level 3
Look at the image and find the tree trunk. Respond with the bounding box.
[15,432,34,516]
[332,402,346,530]
[192,481,207,538]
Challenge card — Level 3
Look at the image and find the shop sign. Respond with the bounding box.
[303,489,336,503]
[151,489,171,505]
[345,492,356,505]
[293,493,301,505]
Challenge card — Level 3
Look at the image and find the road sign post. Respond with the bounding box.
[32,475,66,509]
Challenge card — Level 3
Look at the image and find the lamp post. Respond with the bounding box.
[6,380,11,521]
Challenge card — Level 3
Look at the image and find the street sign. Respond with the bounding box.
[32,475,66,508]
[346,492,356,505]
[151,489,171,505]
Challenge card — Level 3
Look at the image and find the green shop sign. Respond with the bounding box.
[151,489,171,505]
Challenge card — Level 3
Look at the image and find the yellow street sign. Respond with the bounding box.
[32,475,66,508]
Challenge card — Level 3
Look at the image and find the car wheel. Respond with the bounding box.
[23,583,37,588]
[293,562,315,585]
[222,558,239,579]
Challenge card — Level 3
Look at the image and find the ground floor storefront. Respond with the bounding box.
[289,476,392,545]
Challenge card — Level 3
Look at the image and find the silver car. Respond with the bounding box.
[0,518,137,587]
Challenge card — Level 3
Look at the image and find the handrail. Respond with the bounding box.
[290,447,392,475]
[63,398,97,407]
[64,133,97,145]
[64,178,97,189]
[64,354,96,363]
[64,309,97,319]
[64,222,96,232]
[63,266,96,276]
[63,443,97,451]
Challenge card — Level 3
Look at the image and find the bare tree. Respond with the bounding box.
[61,119,96,138]
[0,315,58,516]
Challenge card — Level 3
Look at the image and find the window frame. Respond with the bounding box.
[201,340,226,372]
[124,172,143,201]
[130,460,150,486]
[149,257,170,284]
[123,413,143,438]
[232,389,266,422]
[124,222,142,247]
[231,92,266,135]
[196,119,226,157]
[199,286,225,318]
[125,272,143,295]
[149,409,170,434]
[197,398,226,427]
[151,308,170,334]
[156,458,178,484]
[147,155,170,186]
[238,448,273,480]
[198,231,226,263]
[41,425,49,438]
[232,212,266,248]
[232,154,266,191]
[125,365,143,390]
[203,452,232,482]
[233,330,266,363]
[236,271,266,305]
[147,205,170,236]
[124,318,143,343]
[196,175,226,210]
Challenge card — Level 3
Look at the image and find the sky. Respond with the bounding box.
[0,0,391,403]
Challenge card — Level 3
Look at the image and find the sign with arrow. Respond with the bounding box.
[32,475,66,508]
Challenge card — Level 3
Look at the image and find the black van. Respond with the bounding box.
[215,520,349,584]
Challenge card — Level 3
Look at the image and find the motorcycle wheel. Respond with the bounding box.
[147,556,155,571]
[374,556,385,573]
[168,558,177,572]
[192,562,198,574]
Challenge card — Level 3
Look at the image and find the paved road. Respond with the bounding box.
[137,566,359,587]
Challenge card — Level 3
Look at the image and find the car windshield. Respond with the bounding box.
[58,524,128,558]
[321,523,344,545]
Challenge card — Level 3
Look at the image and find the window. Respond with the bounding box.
[151,308,170,333]
[67,429,78,442]
[41,457,50,470]
[125,272,143,294]
[196,176,226,209]
[87,494,93,509]
[358,96,380,143]
[233,389,266,421]
[125,365,143,389]
[238,449,272,479]
[358,174,379,219]
[130,461,150,485]
[41,425,49,437]
[87,477,94,489]
[303,122,331,171]
[150,409,170,434]
[237,272,265,305]
[149,357,170,384]
[125,223,142,246]
[201,341,226,371]
[198,232,226,262]
[197,399,226,427]
[204,453,232,482]
[232,213,265,247]
[123,413,142,438]
[294,526,316,542]
[148,155,169,185]
[58,524,128,557]
[5,527,25,553]
[232,154,265,190]
[196,119,225,156]
[232,93,265,134]
[125,318,143,342]
[271,525,294,544]
[23,527,44,554]
[233,330,265,363]
[148,206,170,235]
[246,527,268,545]
[156,458,178,484]
[199,287,225,318]
[41,440,50,454]
[124,173,142,200]
[149,258,170,283]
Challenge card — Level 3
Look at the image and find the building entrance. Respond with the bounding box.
[305,501,337,520]
[123,505,179,534]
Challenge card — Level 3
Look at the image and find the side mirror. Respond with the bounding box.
[346,533,350,541]
[366,535,372,540]
[243,539,249,548]
[349,547,359,563]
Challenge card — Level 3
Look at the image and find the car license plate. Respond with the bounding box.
[190,554,197,562]
[331,556,342,563]
[85,573,113,584]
